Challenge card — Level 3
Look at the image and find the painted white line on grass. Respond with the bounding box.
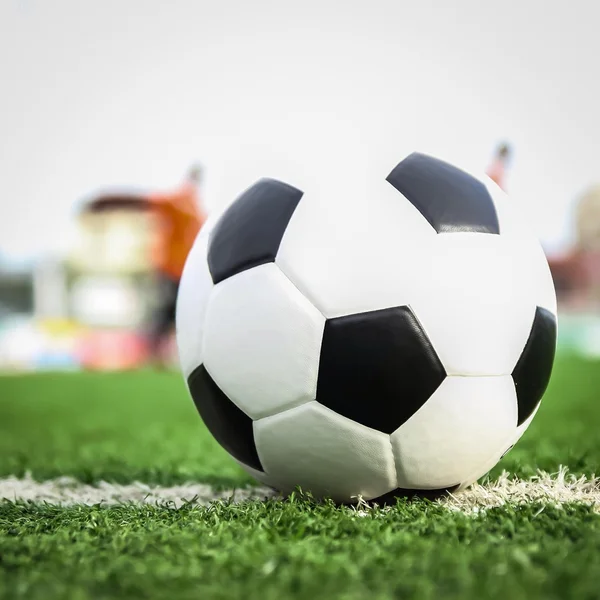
[440,467,600,514]
[0,467,598,512]
[0,474,275,508]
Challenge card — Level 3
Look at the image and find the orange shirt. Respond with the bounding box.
[148,182,207,280]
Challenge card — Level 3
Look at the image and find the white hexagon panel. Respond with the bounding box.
[254,402,397,503]
[454,401,543,492]
[202,262,325,420]
[407,233,541,376]
[480,175,557,316]
[276,176,436,318]
[175,228,214,378]
[390,375,518,490]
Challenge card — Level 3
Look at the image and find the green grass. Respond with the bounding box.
[0,353,599,599]
[0,353,598,486]
[0,369,253,488]
[1,497,600,600]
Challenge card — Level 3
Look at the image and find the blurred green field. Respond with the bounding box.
[0,353,599,600]
[0,368,251,488]
[0,353,598,485]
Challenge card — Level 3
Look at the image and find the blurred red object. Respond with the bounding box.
[147,166,208,282]
[77,329,148,371]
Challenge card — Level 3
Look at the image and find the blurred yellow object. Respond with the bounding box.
[576,185,600,252]
[67,197,157,275]
[37,317,85,337]
[62,168,207,334]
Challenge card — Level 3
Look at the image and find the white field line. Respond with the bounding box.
[0,475,275,508]
[440,467,600,514]
[0,467,598,513]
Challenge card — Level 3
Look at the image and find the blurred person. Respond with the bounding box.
[146,165,208,366]
[486,142,511,191]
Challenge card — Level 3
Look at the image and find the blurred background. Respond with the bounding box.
[1,0,600,373]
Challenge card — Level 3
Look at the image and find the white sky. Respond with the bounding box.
[1,0,599,262]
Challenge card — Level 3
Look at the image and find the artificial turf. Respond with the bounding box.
[0,353,598,486]
[0,352,599,599]
[1,497,599,600]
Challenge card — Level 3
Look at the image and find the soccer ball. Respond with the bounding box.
[176,152,557,504]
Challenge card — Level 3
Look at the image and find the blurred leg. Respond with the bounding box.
[147,275,179,367]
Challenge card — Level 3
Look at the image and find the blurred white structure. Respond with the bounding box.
[33,257,68,320]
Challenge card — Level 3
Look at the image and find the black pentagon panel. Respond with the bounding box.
[386,152,500,234]
[207,178,303,284]
[188,365,263,472]
[512,307,557,426]
[316,306,446,434]
[365,484,460,506]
